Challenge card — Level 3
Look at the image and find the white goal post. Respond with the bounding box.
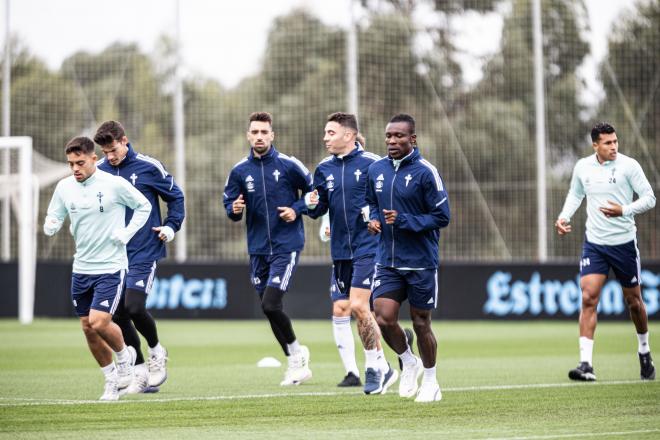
[0,136,35,324]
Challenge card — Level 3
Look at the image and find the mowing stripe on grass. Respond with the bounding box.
[0,379,652,407]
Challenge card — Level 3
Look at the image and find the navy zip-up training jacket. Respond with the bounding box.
[98,143,185,264]
[223,146,312,255]
[366,147,450,269]
[308,144,379,260]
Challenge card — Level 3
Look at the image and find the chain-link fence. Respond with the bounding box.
[1,0,658,263]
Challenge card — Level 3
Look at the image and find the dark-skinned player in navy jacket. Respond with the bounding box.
[366,114,450,403]
[96,120,185,394]
[223,112,313,386]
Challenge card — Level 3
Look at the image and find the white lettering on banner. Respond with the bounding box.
[146,275,227,310]
[483,270,660,317]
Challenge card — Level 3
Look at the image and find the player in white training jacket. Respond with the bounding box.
[556,122,656,382]
[44,136,151,400]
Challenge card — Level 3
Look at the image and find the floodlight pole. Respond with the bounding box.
[173,0,187,262]
[2,0,11,261]
[346,0,358,115]
[532,0,548,262]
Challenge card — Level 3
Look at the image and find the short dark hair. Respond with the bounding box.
[327,112,359,132]
[591,122,615,142]
[389,113,416,134]
[249,112,273,128]
[65,136,96,155]
[94,120,126,146]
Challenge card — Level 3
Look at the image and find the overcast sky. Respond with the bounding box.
[2,0,630,102]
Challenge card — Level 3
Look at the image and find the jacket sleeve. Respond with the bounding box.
[117,178,152,240]
[149,166,185,232]
[557,162,585,222]
[43,183,67,236]
[288,156,314,216]
[223,169,244,222]
[307,166,329,219]
[622,159,656,216]
[365,165,381,223]
[395,169,450,232]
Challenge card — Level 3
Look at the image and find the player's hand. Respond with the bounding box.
[43,216,62,236]
[383,209,398,225]
[367,219,381,234]
[304,190,319,209]
[232,194,245,214]
[555,218,571,235]
[110,228,130,245]
[153,225,175,242]
[278,206,297,222]
[599,200,623,218]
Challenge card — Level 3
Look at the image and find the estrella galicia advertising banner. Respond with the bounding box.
[437,263,660,320]
[0,261,658,320]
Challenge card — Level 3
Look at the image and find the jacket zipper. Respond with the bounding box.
[341,161,353,259]
[260,161,273,255]
[390,169,397,267]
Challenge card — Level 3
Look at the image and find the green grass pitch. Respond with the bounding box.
[1,319,658,439]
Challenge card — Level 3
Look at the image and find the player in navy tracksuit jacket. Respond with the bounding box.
[307,112,398,394]
[96,120,185,392]
[365,114,450,403]
[223,112,313,386]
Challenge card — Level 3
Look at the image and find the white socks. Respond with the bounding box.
[101,362,117,379]
[116,345,130,363]
[332,316,359,376]
[287,340,301,355]
[398,348,417,367]
[148,342,165,357]
[579,337,594,365]
[637,332,650,354]
[376,348,389,372]
[422,365,437,385]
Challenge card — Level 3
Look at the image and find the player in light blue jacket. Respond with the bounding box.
[556,122,656,382]
[44,136,151,401]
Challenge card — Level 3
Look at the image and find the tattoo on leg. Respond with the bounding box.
[357,315,379,350]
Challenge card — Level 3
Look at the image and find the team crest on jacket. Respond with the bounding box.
[326,174,335,191]
[246,175,255,192]
[376,174,384,192]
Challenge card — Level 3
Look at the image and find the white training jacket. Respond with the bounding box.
[558,152,656,246]
[44,169,151,274]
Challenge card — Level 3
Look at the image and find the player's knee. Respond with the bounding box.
[411,314,431,333]
[581,290,599,309]
[375,313,395,329]
[124,289,147,316]
[333,300,350,317]
[261,289,284,315]
[624,292,644,312]
[350,299,370,320]
[126,300,146,316]
[80,319,95,335]
[88,315,109,332]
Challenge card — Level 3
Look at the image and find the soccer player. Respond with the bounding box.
[307,113,398,394]
[95,120,185,393]
[556,122,656,381]
[223,111,313,386]
[43,136,151,401]
[366,114,450,403]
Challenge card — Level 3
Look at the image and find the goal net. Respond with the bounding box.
[0,136,69,323]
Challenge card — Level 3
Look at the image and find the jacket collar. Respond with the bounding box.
[249,145,278,162]
[112,143,137,169]
[333,144,361,162]
[389,147,419,169]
